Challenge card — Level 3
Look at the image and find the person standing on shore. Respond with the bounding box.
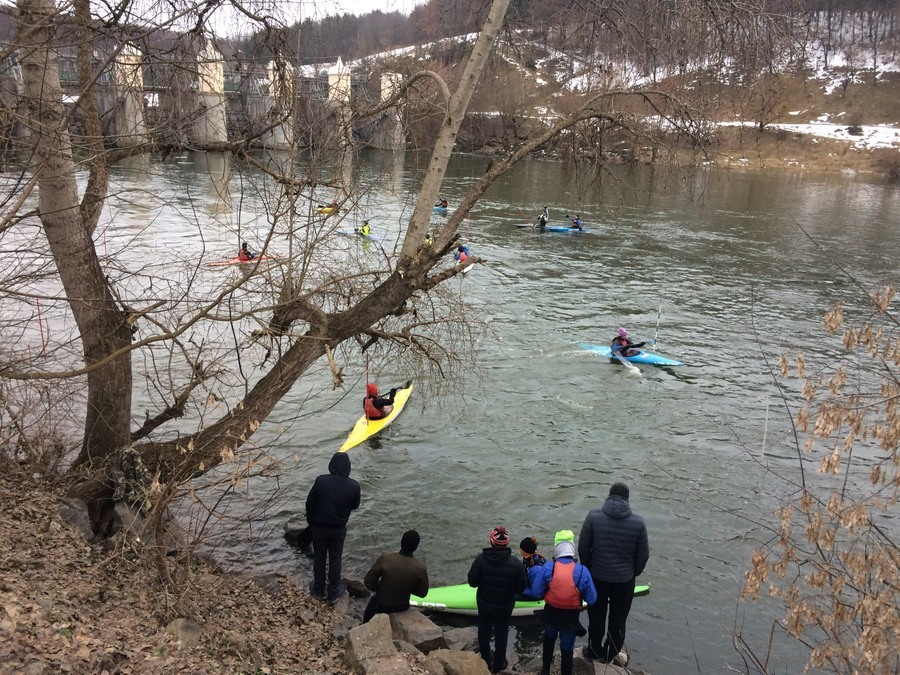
[578,482,649,665]
[467,525,528,674]
[362,530,429,623]
[531,531,597,675]
[305,452,361,604]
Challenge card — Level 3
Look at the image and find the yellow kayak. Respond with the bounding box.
[339,383,413,452]
[315,205,340,215]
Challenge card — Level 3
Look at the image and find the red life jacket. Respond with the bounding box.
[458,251,468,262]
[363,395,391,420]
[543,561,582,610]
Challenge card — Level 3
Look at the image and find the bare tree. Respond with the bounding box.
[1,0,708,530]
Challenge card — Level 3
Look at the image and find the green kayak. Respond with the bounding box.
[410,582,651,617]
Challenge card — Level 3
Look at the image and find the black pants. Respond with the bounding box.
[586,577,635,661]
[362,596,409,623]
[310,524,347,596]
[477,607,512,672]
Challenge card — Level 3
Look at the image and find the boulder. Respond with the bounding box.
[346,613,397,671]
[389,609,447,653]
[442,626,478,652]
[358,655,413,675]
[56,497,93,541]
[425,649,490,675]
[165,618,202,648]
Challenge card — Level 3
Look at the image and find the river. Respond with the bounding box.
[19,151,900,673]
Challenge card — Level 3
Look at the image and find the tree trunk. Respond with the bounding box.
[17,0,134,470]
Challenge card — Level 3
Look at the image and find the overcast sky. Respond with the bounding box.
[300,0,426,19]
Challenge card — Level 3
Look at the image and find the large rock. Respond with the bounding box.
[346,613,398,671]
[442,626,478,652]
[389,609,447,653]
[425,649,490,675]
[56,497,93,541]
[357,656,413,675]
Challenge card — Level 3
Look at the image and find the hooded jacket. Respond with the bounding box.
[305,452,361,528]
[578,495,650,583]
[467,546,528,614]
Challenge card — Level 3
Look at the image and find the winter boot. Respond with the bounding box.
[540,634,555,675]
[560,649,574,675]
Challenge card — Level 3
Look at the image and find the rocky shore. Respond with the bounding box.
[0,474,637,674]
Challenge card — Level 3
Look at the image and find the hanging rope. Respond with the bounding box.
[36,298,46,355]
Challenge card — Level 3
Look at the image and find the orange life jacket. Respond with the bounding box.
[543,561,582,610]
[363,395,391,420]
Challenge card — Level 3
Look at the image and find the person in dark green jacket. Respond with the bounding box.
[362,530,429,622]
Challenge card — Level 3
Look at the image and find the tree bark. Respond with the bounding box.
[17,0,134,469]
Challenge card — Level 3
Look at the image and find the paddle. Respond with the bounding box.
[517,207,537,228]
[614,351,642,376]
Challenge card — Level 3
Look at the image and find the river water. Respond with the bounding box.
[200,154,895,674]
[11,152,899,673]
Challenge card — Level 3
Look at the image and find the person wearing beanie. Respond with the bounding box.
[468,526,528,674]
[305,452,361,604]
[554,529,575,546]
[362,530,429,623]
[519,536,548,600]
[529,534,598,675]
[578,481,650,665]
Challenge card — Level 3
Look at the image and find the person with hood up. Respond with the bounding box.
[362,530,429,623]
[363,381,410,420]
[529,531,597,675]
[578,482,650,665]
[610,327,651,358]
[467,525,528,674]
[305,452,361,604]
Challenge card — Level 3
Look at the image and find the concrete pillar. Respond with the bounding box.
[191,41,227,145]
[327,57,352,152]
[257,59,294,151]
[113,43,149,149]
[368,72,405,151]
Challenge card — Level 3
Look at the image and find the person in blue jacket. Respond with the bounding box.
[530,531,598,675]
[455,244,470,262]
[610,327,650,358]
[519,536,548,599]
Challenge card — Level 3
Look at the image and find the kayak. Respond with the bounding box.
[339,383,413,452]
[433,206,449,215]
[316,205,339,215]
[337,229,383,242]
[515,223,590,233]
[576,341,684,366]
[205,254,279,267]
[410,582,651,617]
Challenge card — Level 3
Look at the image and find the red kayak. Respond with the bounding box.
[205,254,280,268]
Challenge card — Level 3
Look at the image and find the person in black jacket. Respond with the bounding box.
[305,452,361,604]
[578,481,650,665]
[467,525,528,673]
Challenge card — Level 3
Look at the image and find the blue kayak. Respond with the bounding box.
[433,206,449,214]
[515,223,590,233]
[576,341,684,366]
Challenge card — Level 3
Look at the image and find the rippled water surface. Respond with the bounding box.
[100,154,900,673]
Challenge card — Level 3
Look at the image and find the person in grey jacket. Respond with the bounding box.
[578,481,650,664]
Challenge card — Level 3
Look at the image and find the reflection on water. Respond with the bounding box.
[21,153,900,673]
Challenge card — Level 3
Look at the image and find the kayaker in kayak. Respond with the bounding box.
[610,327,648,358]
[455,244,470,262]
[435,197,448,208]
[363,381,410,420]
[239,241,256,261]
[425,232,434,246]
[356,220,371,236]
[537,205,549,229]
[567,214,583,230]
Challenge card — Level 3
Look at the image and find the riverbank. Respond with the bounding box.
[0,473,369,674]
